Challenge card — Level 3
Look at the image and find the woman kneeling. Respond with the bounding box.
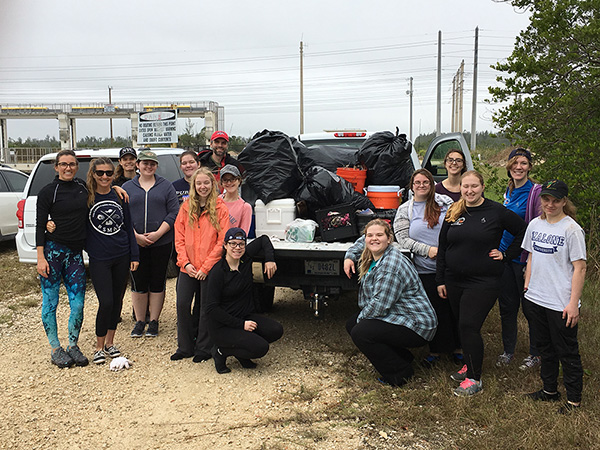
[205,228,283,374]
[344,219,438,386]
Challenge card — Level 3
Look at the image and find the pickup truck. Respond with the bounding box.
[252,132,474,316]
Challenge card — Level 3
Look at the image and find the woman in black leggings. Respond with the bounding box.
[85,158,140,364]
[436,170,525,397]
[205,228,283,374]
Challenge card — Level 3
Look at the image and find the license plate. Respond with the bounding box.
[304,260,340,276]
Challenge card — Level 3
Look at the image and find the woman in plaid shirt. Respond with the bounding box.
[344,219,438,386]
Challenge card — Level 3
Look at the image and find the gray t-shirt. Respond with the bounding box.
[409,201,447,274]
[522,216,586,312]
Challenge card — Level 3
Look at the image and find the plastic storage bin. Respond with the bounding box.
[315,203,358,242]
[254,198,297,240]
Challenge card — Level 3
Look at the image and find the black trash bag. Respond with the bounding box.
[296,144,358,173]
[357,129,414,188]
[294,166,374,219]
[238,130,304,204]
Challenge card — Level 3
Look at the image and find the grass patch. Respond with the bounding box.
[0,313,12,325]
[328,279,600,449]
[0,241,39,302]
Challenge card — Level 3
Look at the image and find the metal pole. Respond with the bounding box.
[471,27,479,152]
[108,86,114,144]
[436,31,442,136]
[408,77,413,141]
[300,41,304,134]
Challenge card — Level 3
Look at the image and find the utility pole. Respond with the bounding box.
[299,41,304,134]
[458,60,464,132]
[471,26,479,152]
[451,75,456,132]
[436,31,442,136]
[406,77,413,141]
[108,86,114,144]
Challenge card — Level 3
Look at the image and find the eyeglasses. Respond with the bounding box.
[227,241,246,248]
[447,158,464,165]
[95,170,114,177]
[221,177,237,184]
[57,162,78,168]
[413,181,430,186]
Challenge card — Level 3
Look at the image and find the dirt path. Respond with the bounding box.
[0,278,421,449]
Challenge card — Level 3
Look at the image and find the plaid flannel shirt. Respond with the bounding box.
[345,240,437,341]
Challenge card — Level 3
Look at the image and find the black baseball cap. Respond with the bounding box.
[224,227,246,243]
[508,148,532,162]
[540,180,568,199]
[119,147,137,158]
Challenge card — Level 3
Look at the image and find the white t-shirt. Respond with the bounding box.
[522,216,586,312]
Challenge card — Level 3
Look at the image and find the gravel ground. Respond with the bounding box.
[0,276,434,450]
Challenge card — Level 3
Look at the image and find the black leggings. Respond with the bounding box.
[89,254,130,337]
[209,314,283,360]
[131,243,172,293]
[447,284,498,381]
[420,273,460,354]
[346,312,428,385]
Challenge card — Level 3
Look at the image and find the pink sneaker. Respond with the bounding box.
[450,364,468,382]
[453,378,483,397]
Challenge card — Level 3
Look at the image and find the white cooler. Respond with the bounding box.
[254,198,296,240]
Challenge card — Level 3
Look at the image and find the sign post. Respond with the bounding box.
[137,109,178,145]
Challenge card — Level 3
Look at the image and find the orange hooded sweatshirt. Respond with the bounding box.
[174,197,230,276]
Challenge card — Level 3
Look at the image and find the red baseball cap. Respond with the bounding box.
[210,130,229,142]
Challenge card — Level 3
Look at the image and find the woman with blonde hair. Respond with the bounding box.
[436,170,526,396]
[344,219,437,386]
[171,167,230,362]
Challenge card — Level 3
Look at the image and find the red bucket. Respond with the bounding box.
[336,167,367,193]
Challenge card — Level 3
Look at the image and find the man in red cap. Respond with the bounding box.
[198,130,244,182]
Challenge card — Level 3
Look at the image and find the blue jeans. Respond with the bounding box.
[40,241,86,349]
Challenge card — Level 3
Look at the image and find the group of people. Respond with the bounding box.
[343,148,586,413]
[36,131,282,375]
[36,139,586,412]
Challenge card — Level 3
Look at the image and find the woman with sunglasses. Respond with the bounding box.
[85,158,139,364]
[496,148,543,370]
[435,149,467,202]
[171,167,230,362]
[219,164,252,234]
[123,150,179,338]
[393,169,461,367]
[205,228,282,374]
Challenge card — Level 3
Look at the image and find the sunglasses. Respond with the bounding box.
[95,170,114,177]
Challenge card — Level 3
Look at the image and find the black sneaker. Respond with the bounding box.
[558,402,581,414]
[212,346,231,374]
[131,321,145,338]
[66,345,89,367]
[146,320,159,337]
[104,345,121,358]
[51,347,75,368]
[93,349,107,365]
[526,389,561,402]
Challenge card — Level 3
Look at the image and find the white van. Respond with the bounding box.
[16,148,185,265]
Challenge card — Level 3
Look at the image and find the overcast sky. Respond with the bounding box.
[0,0,531,142]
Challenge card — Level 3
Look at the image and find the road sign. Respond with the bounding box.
[137,109,178,144]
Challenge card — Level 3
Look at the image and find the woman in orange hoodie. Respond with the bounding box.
[171,167,230,362]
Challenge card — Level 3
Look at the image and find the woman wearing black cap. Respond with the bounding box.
[113,147,138,187]
[522,180,586,414]
[496,148,543,371]
[204,228,283,374]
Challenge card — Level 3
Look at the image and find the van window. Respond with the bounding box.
[28,155,183,196]
[3,170,28,192]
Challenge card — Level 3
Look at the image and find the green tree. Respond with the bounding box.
[178,121,207,150]
[489,0,600,230]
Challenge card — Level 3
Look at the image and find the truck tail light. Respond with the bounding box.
[333,132,367,138]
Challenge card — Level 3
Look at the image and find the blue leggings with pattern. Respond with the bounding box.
[40,241,86,349]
